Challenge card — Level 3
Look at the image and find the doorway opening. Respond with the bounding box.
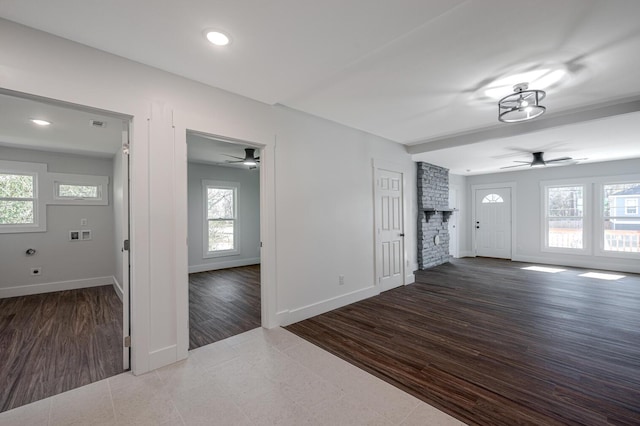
[0,90,131,411]
[186,131,261,349]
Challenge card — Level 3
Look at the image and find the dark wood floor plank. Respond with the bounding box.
[287,258,640,426]
[189,264,261,349]
[0,285,123,412]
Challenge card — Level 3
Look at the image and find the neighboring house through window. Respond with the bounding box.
[603,182,640,253]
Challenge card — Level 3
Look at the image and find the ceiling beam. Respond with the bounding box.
[406,96,640,154]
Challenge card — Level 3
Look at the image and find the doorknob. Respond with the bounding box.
[476,225,480,229]
[400,233,405,237]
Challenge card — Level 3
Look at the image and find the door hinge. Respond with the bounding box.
[124,336,131,348]
[123,239,130,251]
[260,241,263,247]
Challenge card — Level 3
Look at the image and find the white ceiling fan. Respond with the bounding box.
[500,152,585,169]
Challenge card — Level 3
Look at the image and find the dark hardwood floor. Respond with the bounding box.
[287,258,640,426]
[189,264,261,349]
[0,285,123,412]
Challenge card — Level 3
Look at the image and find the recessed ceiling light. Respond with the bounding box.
[31,119,51,126]
[205,30,230,46]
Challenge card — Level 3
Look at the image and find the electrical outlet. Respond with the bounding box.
[31,267,42,276]
[339,275,345,285]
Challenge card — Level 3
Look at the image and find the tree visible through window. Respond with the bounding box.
[0,173,35,225]
[206,185,237,253]
[546,185,584,249]
[57,183,99,199]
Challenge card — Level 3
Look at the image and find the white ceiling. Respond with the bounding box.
[2,0,640,174]
[187,133,259,169]
[0,92,125,157]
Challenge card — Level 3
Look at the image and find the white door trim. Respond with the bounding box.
[373,159,409,290]
[174,124,273,362]
[471,182,517,259]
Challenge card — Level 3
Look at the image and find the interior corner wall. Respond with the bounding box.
[187,162,260,272]
[463,158,640,273]
[0,146,115,297]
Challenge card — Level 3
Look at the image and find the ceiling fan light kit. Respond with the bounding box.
[498,83,546,123]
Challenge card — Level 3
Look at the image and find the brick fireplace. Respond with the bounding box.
[417,162,452,269]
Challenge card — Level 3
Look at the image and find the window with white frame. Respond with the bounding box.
[602,182,640,253]
[204,180,239,257]
[51,173,108,205]
[0,161,47,233]
[0,172,36,225]
[544,185,585,250]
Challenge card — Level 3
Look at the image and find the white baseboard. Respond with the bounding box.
[405,273,415,284]
[188,257,260,273]
[512,254,640,274]
[149,344,177,371]
[0,276,115,299]
[280,285,379,326]
[112,276,124,302]
[458,250,475,258]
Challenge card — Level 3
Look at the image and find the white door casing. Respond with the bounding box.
[375,168,405,292]
[475,187,512,259]
[121,130,131,370]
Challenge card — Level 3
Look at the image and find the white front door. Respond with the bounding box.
[375,168,404,292]
[475,187,511,259]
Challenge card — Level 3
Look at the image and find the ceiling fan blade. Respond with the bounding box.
[500,164,529,169]
[225,160,244,163]
[222,154,245,160]
[513,161,531,163]
[546,157,573,163]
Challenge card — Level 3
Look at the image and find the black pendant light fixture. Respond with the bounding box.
[498,83,546,123]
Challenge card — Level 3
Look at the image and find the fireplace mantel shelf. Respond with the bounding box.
[422,208,457,212]
[423,208,458,222]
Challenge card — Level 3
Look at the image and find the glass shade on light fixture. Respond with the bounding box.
[498,83,546,123]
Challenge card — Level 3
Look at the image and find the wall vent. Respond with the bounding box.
[90,119,106,128]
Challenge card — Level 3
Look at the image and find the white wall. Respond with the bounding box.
[0,146,116,297]
[274,107,417,323]
[449,173,468,256]
[463,158,640,273]
[187,162,260,272]
[0,19,417,373]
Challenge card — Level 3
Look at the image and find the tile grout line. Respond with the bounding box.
[106,377,117,422]
[47,398,53,426]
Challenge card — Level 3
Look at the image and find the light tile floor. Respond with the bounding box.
[0,327,465,425]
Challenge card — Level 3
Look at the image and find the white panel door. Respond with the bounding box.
[475,187,511,259]
[376,169,404,292]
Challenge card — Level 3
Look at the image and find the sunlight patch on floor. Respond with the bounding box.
[521,266,566,273]
[579,272,626,281]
